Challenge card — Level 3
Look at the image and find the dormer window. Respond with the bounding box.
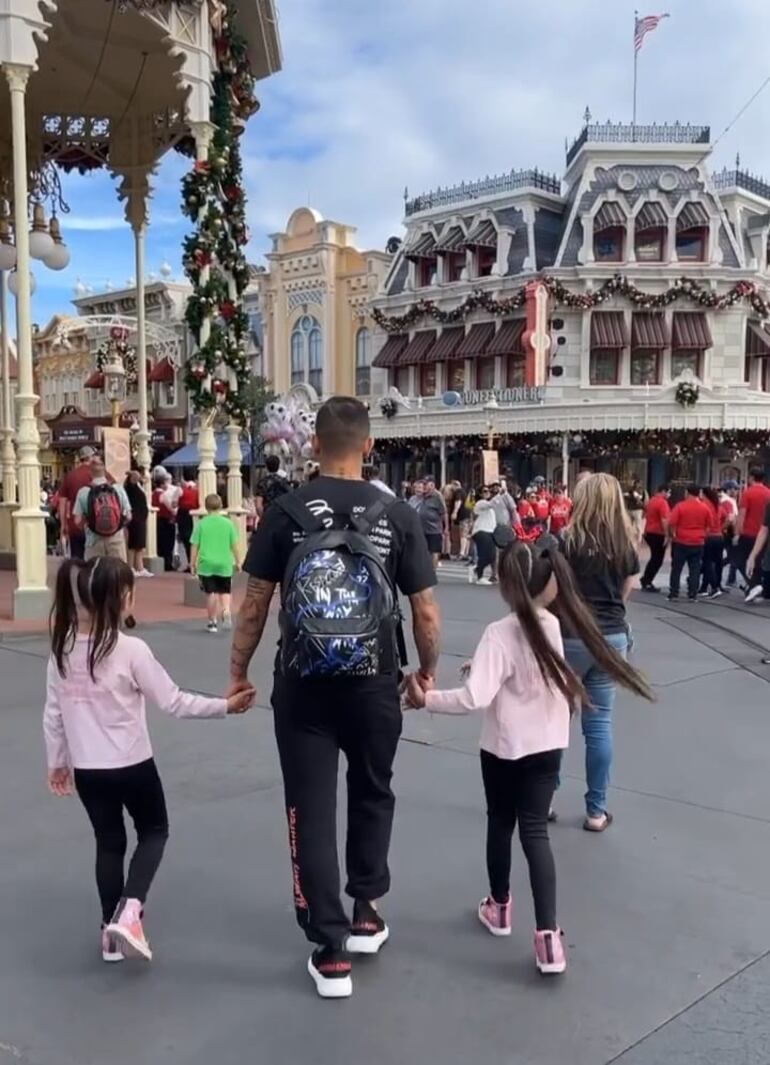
[434,226,467,282]
[463,220,498,279]
[676,203,709,262]
[635,201,667,262]
[593,202,626,262]
[406,232,438,288]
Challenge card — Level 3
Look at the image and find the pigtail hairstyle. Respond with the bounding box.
[50,558,88,677]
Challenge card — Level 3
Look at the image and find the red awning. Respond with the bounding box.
[632,313,669,349]
[676,202,709,231]
[672,313,713,350]
[463,220,497,249]
[594,201,627,232]
[372,334,408,368]
[84,370,105,389]
[456,322,496,358]
[591,312,628,348]
[636,201,668,230]
[746,321,770,357]
[405,232,437,261]
[425,327,463,363]
[148,357,175,384]
[487,319,526,356]
[399,330,437,365]
[434,226,466,254]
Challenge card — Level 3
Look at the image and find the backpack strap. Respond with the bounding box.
[351,496,398,536]
[274,493,326,533]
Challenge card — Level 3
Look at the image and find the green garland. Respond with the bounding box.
[372,274,770,333]
[181,1,256,420]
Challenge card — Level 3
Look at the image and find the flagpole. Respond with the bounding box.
[632,10,639,133]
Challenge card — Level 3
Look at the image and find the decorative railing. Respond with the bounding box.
[566,122,710,165]
[404,168,561,216]
[712,168,770,202]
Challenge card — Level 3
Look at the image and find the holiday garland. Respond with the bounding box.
[181,1,257,420]
[95,325,138,387]
[372,275,770,333]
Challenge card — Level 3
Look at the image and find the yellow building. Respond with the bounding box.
[260,208,392,398]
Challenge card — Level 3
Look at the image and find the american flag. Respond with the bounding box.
[634,13,669,52]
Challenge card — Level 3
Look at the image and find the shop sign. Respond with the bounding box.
[52,426,92,445]
[460,386,546,405]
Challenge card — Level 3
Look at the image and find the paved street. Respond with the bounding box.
[3,580,770,1065]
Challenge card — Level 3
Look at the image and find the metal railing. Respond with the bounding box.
[566,122,710,165]
[712,167,770,202]
[405,168,561,216]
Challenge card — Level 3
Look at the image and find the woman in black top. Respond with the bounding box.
[124,470,150,576]
[561,473,639,832]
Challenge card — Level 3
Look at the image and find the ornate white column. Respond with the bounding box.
[226,420,246,558]
[6,64,47,617]
[1,269,17,502]
[190,121,217,507]
[132,220,160,568]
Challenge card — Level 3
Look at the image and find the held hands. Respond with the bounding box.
[402,670,434,710]
[226,684,256,714]
[48,767,74,797]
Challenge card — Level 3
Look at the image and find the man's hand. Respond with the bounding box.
[227,686,256,714]
[405,673,426,709]
[226,677,255,700]
[48,767,73,797]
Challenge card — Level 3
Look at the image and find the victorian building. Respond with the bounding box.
[369,121,770,491]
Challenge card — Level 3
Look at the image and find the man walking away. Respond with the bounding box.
[641,484,670,592]
[73,457,131,562]
[415,476,447,569]
[667,485,709,602]
[58,446,97,560]
[229,396,440,999]
[736,467,770,594]
[255,454,290,520]
[746,499,770,604]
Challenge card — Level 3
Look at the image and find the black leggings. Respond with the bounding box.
[480,748,561,931]
[473,531,496,580]
[701,536,724,593]
[74,758,169,923]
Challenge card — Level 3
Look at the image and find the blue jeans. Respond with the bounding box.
[563,632,628,818]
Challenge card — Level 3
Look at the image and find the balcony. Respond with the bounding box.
[566,121,710,166]
[405,168,561,217]
[712,167,770,203]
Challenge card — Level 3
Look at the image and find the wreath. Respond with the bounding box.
[675,381,700,408]
[380,398,398,420]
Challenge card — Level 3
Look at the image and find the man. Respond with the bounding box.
[255,454,290,519]
[719,480,740,587]
[641,484,670,592]
[625,478,647,544]
[408,478,424,509]
[745,497,770,604]
[414,475,447,569]
[58,446,97,560]
[735,467,770,593]
[667,484,710,602]
[229,396,440,999]
[73,457,131,562]
[362,463,396,497]
[548,483,572,538]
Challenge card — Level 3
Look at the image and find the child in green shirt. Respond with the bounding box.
[190,494,240,633]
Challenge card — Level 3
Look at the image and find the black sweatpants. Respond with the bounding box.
[74,758,169,923]
[480,748,561,931]
[473,531,496,580]
[641,532,666,588]
[734,534,757,587]
[272,675,402,948]
[669,543,703,600]
[702,536,724,593]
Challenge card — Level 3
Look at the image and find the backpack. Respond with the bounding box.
[274,493,405,680]
[86,484,124,538]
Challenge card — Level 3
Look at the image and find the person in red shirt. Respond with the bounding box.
[516,489,542,543]
[736,466,770,592]
[152,471,178,572]
[640,484,670,592]
[667,484,711,601]
[58,447,97,559]
[548,484,572,537]
[177,480,200,573]
[700,487,725,599]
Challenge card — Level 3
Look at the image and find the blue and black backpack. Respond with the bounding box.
[274,494,405,680]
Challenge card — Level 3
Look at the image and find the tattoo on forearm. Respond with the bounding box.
[230,577,275,680]
[410,590,441,676]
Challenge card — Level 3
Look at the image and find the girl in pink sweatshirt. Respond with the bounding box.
[44,557,254,964]
[407,540,651,975]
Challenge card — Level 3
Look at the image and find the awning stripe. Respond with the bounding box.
[84,370,105,389]
[590,312,628,349]
[456,322,496,358]
[148,357,175,384]
[372,334,408,368]
[632,313,669,349]
[594,201,627,232]
[672,313,712,350]
[399,330,437,365]
[487,319,526,356]
[746,321,770,357]
[636,201,668,230]
[463,220,498,248]
[676,202,709,231]
[424,326,464,364]
[434,226,466,254]
[405,232,437,261]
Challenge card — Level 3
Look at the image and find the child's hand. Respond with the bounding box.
[227,686,256,714]
[48,767,73,797]
[405,673,426,709]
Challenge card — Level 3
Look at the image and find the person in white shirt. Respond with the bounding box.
[472,487,497,584]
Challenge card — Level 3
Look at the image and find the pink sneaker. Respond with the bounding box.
[477,895,512,937]
[105,898,152,961]
[534,929,566,974]
[101,926,124,963]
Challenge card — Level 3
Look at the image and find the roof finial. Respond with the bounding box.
[404,186,409,203]
[735,151,741,170]
[584,106,592,126]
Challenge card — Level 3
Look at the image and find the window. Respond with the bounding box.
[447,359,465,392]
[355,327,371,396]
[506,356,526,387]
[635,228,665,262]
[594,227,625,262]
[418,257,437,287]
[762,360,770,393]
[630,350,660,385]
[395,365,411,395]
[672,349,701,379]
[476,356,495,389]
[476,248,496,278]
[676,227,706,262]
[446,252,465,282]
[419,362,436,397]
[290,329,303,385]
[290,315,323,391]
[589,349,619,385]
[162,382,176,407]
[308,326,323,394]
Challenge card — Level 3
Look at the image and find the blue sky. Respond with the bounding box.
[31,0,770,324]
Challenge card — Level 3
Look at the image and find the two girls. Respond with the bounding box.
[44,557,254,962]
[407,539,652,974]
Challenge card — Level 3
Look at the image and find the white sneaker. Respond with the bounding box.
[745,585,764,604]
[206,620,218,633]
[221,611,232,630]
[477,577,492,586]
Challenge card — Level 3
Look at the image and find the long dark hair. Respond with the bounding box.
[498,541,654,706]
[702,486,720,511]
[50,557,135,679]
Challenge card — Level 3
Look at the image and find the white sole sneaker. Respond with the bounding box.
[101,936,124,963]
[745,586,764,604]
[347,926,389,954]
[105,923,153,961]
[477,906,512,937]
[307,956,352,998]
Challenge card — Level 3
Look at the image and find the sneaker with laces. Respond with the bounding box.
[206,620,218,633]
[745,584,764,604]
[347,900,389,954]
[101,926,124,963]
[308,946,353,998]
[105,898,152,961]
[478,895,512,937]
[534,928,566,974]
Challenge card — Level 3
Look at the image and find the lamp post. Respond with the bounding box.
[102,353,127,428]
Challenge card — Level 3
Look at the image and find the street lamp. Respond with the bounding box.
[103,353,127,428]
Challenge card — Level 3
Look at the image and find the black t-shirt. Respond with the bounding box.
[563,545,639,635]
[245,475,437,596]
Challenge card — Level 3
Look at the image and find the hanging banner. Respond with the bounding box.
[482,449,499,484]
[102,427,131,484]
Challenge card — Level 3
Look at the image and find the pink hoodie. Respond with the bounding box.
[44,632,227,770]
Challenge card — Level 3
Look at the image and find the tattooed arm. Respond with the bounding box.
[229,576,276,692]
[409,588,441,687]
